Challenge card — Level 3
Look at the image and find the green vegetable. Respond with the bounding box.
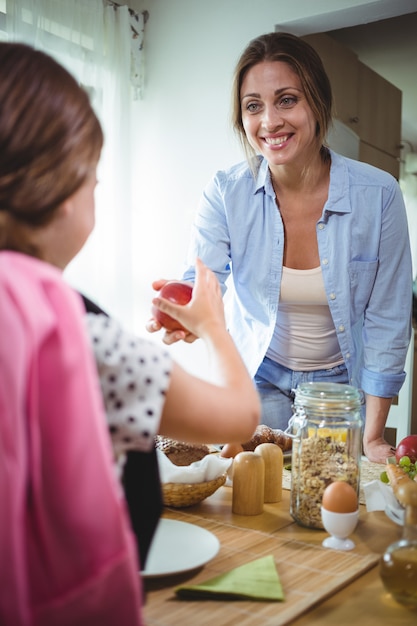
[399,455,411,467]
[380,471,389,483]
[381,456,417,485]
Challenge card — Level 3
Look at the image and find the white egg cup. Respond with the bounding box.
[321,507,359,551]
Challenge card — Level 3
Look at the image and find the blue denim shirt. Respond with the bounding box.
[183,150,412,398]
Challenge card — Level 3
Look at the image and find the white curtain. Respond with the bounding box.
[3,0,138,329]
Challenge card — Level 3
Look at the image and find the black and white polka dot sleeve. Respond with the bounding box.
[85,313,172,455]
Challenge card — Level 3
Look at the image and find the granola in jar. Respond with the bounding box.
[290,435,359,528]
[289,382,363,529]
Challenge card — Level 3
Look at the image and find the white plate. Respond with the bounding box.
[141,518,220,578]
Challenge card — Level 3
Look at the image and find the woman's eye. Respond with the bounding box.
[246,101,261,113]
[280,95,298,108]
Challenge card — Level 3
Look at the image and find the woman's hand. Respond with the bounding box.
[145,277,196,344]
[363,394,396,463]
[363,436,396,464]
[149,259,224,343]
[146,321,197,345]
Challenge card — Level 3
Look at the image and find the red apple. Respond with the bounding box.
[395,434,417,464]
[151,281,193,331]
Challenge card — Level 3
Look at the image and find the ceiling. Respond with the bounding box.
[276,0,417,156]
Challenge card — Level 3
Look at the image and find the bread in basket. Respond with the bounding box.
[162,473,227,507]
[155,436,227,507]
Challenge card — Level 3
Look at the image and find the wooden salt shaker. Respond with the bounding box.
[232,451,264,515]
[254,443,283,503]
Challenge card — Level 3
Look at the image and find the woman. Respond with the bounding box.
[0,42,259,625]
[149,32,412,464]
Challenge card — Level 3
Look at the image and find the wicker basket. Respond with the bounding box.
[162,473,227,508]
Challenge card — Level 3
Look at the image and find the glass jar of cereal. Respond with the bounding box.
[289,382,364,529]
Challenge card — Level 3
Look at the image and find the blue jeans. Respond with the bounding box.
[254,356,349,430]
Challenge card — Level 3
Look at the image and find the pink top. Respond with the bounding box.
[0,252,143,626]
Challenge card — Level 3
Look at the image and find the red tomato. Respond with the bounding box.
[395,434,417,464]
[151,281,192,331]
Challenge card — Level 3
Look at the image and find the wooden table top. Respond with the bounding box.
[143,486,416,626]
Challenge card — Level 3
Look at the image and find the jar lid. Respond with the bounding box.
[294,382,363,411]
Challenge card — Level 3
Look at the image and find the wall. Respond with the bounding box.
[126,0,388,377]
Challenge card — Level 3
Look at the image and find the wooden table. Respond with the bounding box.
[143,486,416,625]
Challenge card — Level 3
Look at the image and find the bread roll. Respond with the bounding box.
[241,425,292,453]
[155,436,210,466]
[386,462,417,508]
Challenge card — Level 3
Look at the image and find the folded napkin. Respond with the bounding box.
[175,555,284,601]
[156,448,232,483]
[363,479,404,523]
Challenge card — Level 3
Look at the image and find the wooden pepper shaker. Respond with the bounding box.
[254,443,283,503]
[232,451,264,515]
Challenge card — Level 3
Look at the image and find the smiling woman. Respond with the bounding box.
[234,33,332,175]
[148,31,413,466]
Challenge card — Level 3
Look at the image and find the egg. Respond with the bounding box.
[322,481,358,513]
[220,443,244,459]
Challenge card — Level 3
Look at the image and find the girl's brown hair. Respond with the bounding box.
[231,32,333,170]
[0,42,103,254]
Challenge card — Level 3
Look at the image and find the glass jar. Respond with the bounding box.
[289,382,364,529]
[380,491,417,608]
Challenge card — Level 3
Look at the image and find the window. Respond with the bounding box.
[1,0,148,330]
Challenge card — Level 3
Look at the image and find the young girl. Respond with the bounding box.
[0,42,259,626]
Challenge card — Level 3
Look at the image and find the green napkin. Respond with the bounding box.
[175,555,284,601]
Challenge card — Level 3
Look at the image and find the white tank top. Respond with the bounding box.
[266,266,344,371]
